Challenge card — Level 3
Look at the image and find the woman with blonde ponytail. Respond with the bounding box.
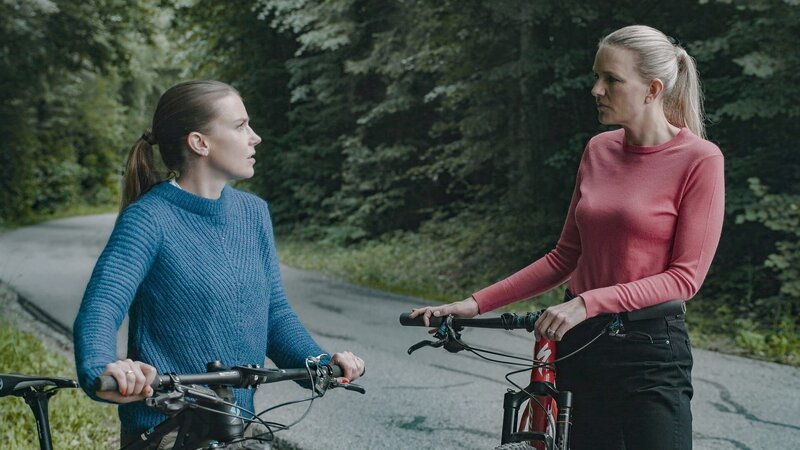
[73,80,365,447]
[411,25,723,449]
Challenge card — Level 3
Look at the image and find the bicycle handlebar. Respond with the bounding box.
[399,311,544,332]
[400,300,686,330]
[94,364,344,393]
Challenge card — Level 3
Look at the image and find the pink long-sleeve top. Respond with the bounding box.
[473,128,725,318]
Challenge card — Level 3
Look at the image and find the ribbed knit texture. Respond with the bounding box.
[73,182,324,434]
[473,128,725,317]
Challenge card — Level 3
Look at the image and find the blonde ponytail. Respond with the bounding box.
[665,47,705,139]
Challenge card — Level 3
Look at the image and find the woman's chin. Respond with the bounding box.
[597,114,617,126]
[231,169,255,181]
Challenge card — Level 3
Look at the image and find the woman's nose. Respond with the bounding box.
[591,81,604,98]
[249,127,262,146]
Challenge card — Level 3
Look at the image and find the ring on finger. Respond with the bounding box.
[125,370,134,375]
[546,328,556,337]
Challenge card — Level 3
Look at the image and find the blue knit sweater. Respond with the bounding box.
[73,181,325,434]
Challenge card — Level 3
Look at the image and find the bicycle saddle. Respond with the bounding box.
[0,373,77,397]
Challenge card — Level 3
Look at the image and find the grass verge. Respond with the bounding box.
[277,235,800,367]
[278,236,563,310]
[0,286,117,448]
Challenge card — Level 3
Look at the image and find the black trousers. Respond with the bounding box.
[556,309,693,450]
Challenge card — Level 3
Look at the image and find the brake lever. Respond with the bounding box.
[330,380,366,394]
[407,338,446,355]
[408,315,468,354]
[442,338,467,353]
[145,390,185,413]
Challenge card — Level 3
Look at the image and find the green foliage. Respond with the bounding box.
[278,210,564,308]
[737,178,800,307]
[733,317,800,365]
[693,0,800,333]
[171,0,800,352]
[0,0,168,224]
[0,321,117,448]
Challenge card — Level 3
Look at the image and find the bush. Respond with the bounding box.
[278,211,565,309]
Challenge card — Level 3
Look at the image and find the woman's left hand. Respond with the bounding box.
[331,351,365,382]
[534,297,587,341]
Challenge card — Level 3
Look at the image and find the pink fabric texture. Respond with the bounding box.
[473,128,724,318]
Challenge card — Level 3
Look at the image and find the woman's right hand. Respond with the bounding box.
[95,359,157,404]
[408,297,480,327]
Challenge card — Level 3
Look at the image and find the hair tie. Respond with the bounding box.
[141,129,157,146]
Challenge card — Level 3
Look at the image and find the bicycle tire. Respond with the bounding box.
[494,443,535,450]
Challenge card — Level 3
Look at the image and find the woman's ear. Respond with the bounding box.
[645,78,665,104]
[186,131,210,157]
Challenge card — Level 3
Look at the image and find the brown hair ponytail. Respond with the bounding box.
[120,80,240,211]
[121,130,161,211]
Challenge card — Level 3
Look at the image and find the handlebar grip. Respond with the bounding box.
[329,364,344,378]
[399,312,443,327]
[94,375,161,392]
[93,376,120,392]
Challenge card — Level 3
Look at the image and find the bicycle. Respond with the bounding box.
[0,373,78,450]
[94,356,365,449]
[2,356,365,450]
[399,299,685,450]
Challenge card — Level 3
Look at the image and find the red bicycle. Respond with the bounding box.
[400,310,571,450]
[399,299,684,450]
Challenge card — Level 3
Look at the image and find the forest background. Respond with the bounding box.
[1,0,798,364]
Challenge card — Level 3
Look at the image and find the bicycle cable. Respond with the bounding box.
[552,325,607,363]
[445,319,610,440]
[504,365,557,440]
[245,354,334,437]
[183,393,277,436]
[178,354,326,445]
[442,330,551,369]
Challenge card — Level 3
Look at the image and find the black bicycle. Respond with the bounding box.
[2,356,364,450]
[94,356,365,449]
[0,372,78,450]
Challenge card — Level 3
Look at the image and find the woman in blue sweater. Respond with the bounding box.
[73,80,365,443]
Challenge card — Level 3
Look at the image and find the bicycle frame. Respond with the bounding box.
[507,336,572,450]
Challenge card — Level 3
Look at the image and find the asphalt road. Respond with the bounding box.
[1,214,798,449]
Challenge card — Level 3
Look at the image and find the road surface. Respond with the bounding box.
[1,214,798,449]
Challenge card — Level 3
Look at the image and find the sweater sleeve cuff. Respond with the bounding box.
[77,363,114,404]
[576,286,621,318]
[471,289,497,314]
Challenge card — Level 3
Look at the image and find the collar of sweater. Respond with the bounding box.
[151,181,232,217]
